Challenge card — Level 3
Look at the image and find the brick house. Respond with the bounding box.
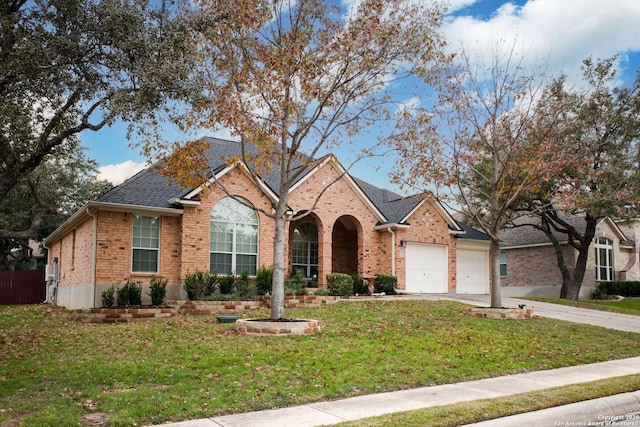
[44,138,489,309]
[499,215,639,298]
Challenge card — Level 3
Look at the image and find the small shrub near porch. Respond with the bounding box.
[326,273,354,296]
[373,273,397,295]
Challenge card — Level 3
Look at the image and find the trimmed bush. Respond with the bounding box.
[313,288,329,296]
[116,282,130,306]
[236,269,257,300]
[128,279,142,305]
[149,275,168,305]
[352,274,369,295]
[218,273,236,295]
[101,285,115,308]
[184,270,216,300]
[285,271,308,296]
[256,265,273,295]
[326,273,354,296]
[373,274,397,295]
[595,281,640,297]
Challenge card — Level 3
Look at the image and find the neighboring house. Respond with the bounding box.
[44,138,490,309]
[499,215,638,298]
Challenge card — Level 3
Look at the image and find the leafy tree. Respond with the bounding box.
[392,42,575,308]
[511,57,640,300]
[0,0,200,242]
[0,138,112,270]
[155,0,449,319]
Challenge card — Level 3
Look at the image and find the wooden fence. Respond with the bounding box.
[0,269,46,305]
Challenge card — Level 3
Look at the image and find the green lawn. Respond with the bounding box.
[332,374,640,427]
[1,300,639,426]
[527,297,640,316]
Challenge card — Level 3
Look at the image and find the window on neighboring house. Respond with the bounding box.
[210,197,258,275]
[132,215,160,273]
[499,251,507,276]
[292,222,318,280]
[595,237,614,281]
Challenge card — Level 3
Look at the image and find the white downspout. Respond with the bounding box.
[387,228,396,276]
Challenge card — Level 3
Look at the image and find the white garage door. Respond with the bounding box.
[405,243,447,293]
[457,249,488,294]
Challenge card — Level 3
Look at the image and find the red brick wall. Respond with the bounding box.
[95,211,133,284]
[288,161,385,285]
[53,160,457,297]
[49,216,95,288]
[179,168,276,280]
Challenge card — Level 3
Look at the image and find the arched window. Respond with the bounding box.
[210,197,258,275]
[292,222,318,280]
[595,237,614,282]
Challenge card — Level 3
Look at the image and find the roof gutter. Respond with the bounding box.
[45,201,183,245]
[374,223,410,231]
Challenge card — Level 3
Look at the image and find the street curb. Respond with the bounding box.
[462,391,640,426]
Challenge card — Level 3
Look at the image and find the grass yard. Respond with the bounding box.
[332,374,640,427]
[1,300,639,426]
[527,297,640,316]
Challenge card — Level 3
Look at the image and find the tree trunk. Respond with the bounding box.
[270,200,288,319]
[489,238,502,308]
[559,215,597,301]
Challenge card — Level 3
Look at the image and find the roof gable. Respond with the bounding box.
[500,214,631,248]
[94,137,461,230]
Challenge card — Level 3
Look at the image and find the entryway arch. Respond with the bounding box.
[331,215,362,276]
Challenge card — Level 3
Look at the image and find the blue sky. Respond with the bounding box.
[85,0,640,189]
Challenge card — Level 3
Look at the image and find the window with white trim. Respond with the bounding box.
[210,197,258,275]
[499,251,507,277]
[292,222,318,280]
[595,237,614,281]
[132,215,160,273]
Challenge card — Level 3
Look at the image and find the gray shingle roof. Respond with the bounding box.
[499,214,588,247]
[455,221,490,241]
[351,177,423,224]
[96,137,457,230]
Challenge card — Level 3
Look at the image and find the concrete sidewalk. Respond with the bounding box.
[157,356,640,427]
[155,296,640,427]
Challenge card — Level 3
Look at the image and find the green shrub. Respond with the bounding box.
[236,269,257,300]
[285,271,308,296]
[183,270,216,301]
[256,265,273,295]
[313,288,329,296]
[149,275,168,306]
[116,282,130,306]
[326,273,353,296]
[101,285,115,308]
[218,273,236,295]
[127,279,142,305]
[374,274,397,295]
[595,281,640,297]
[352,274,369,295]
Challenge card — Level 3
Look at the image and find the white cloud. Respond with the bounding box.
[443,0,640,81]
[97,160,147,185]
[395,96,422,116]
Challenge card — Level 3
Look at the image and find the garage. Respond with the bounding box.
[456,247,489,294]
[405,243,448,293]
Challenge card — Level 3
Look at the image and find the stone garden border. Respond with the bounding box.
[462,307,533,320]
[75,295,340,324]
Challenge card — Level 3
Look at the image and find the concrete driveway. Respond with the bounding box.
[419,293,640,334]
